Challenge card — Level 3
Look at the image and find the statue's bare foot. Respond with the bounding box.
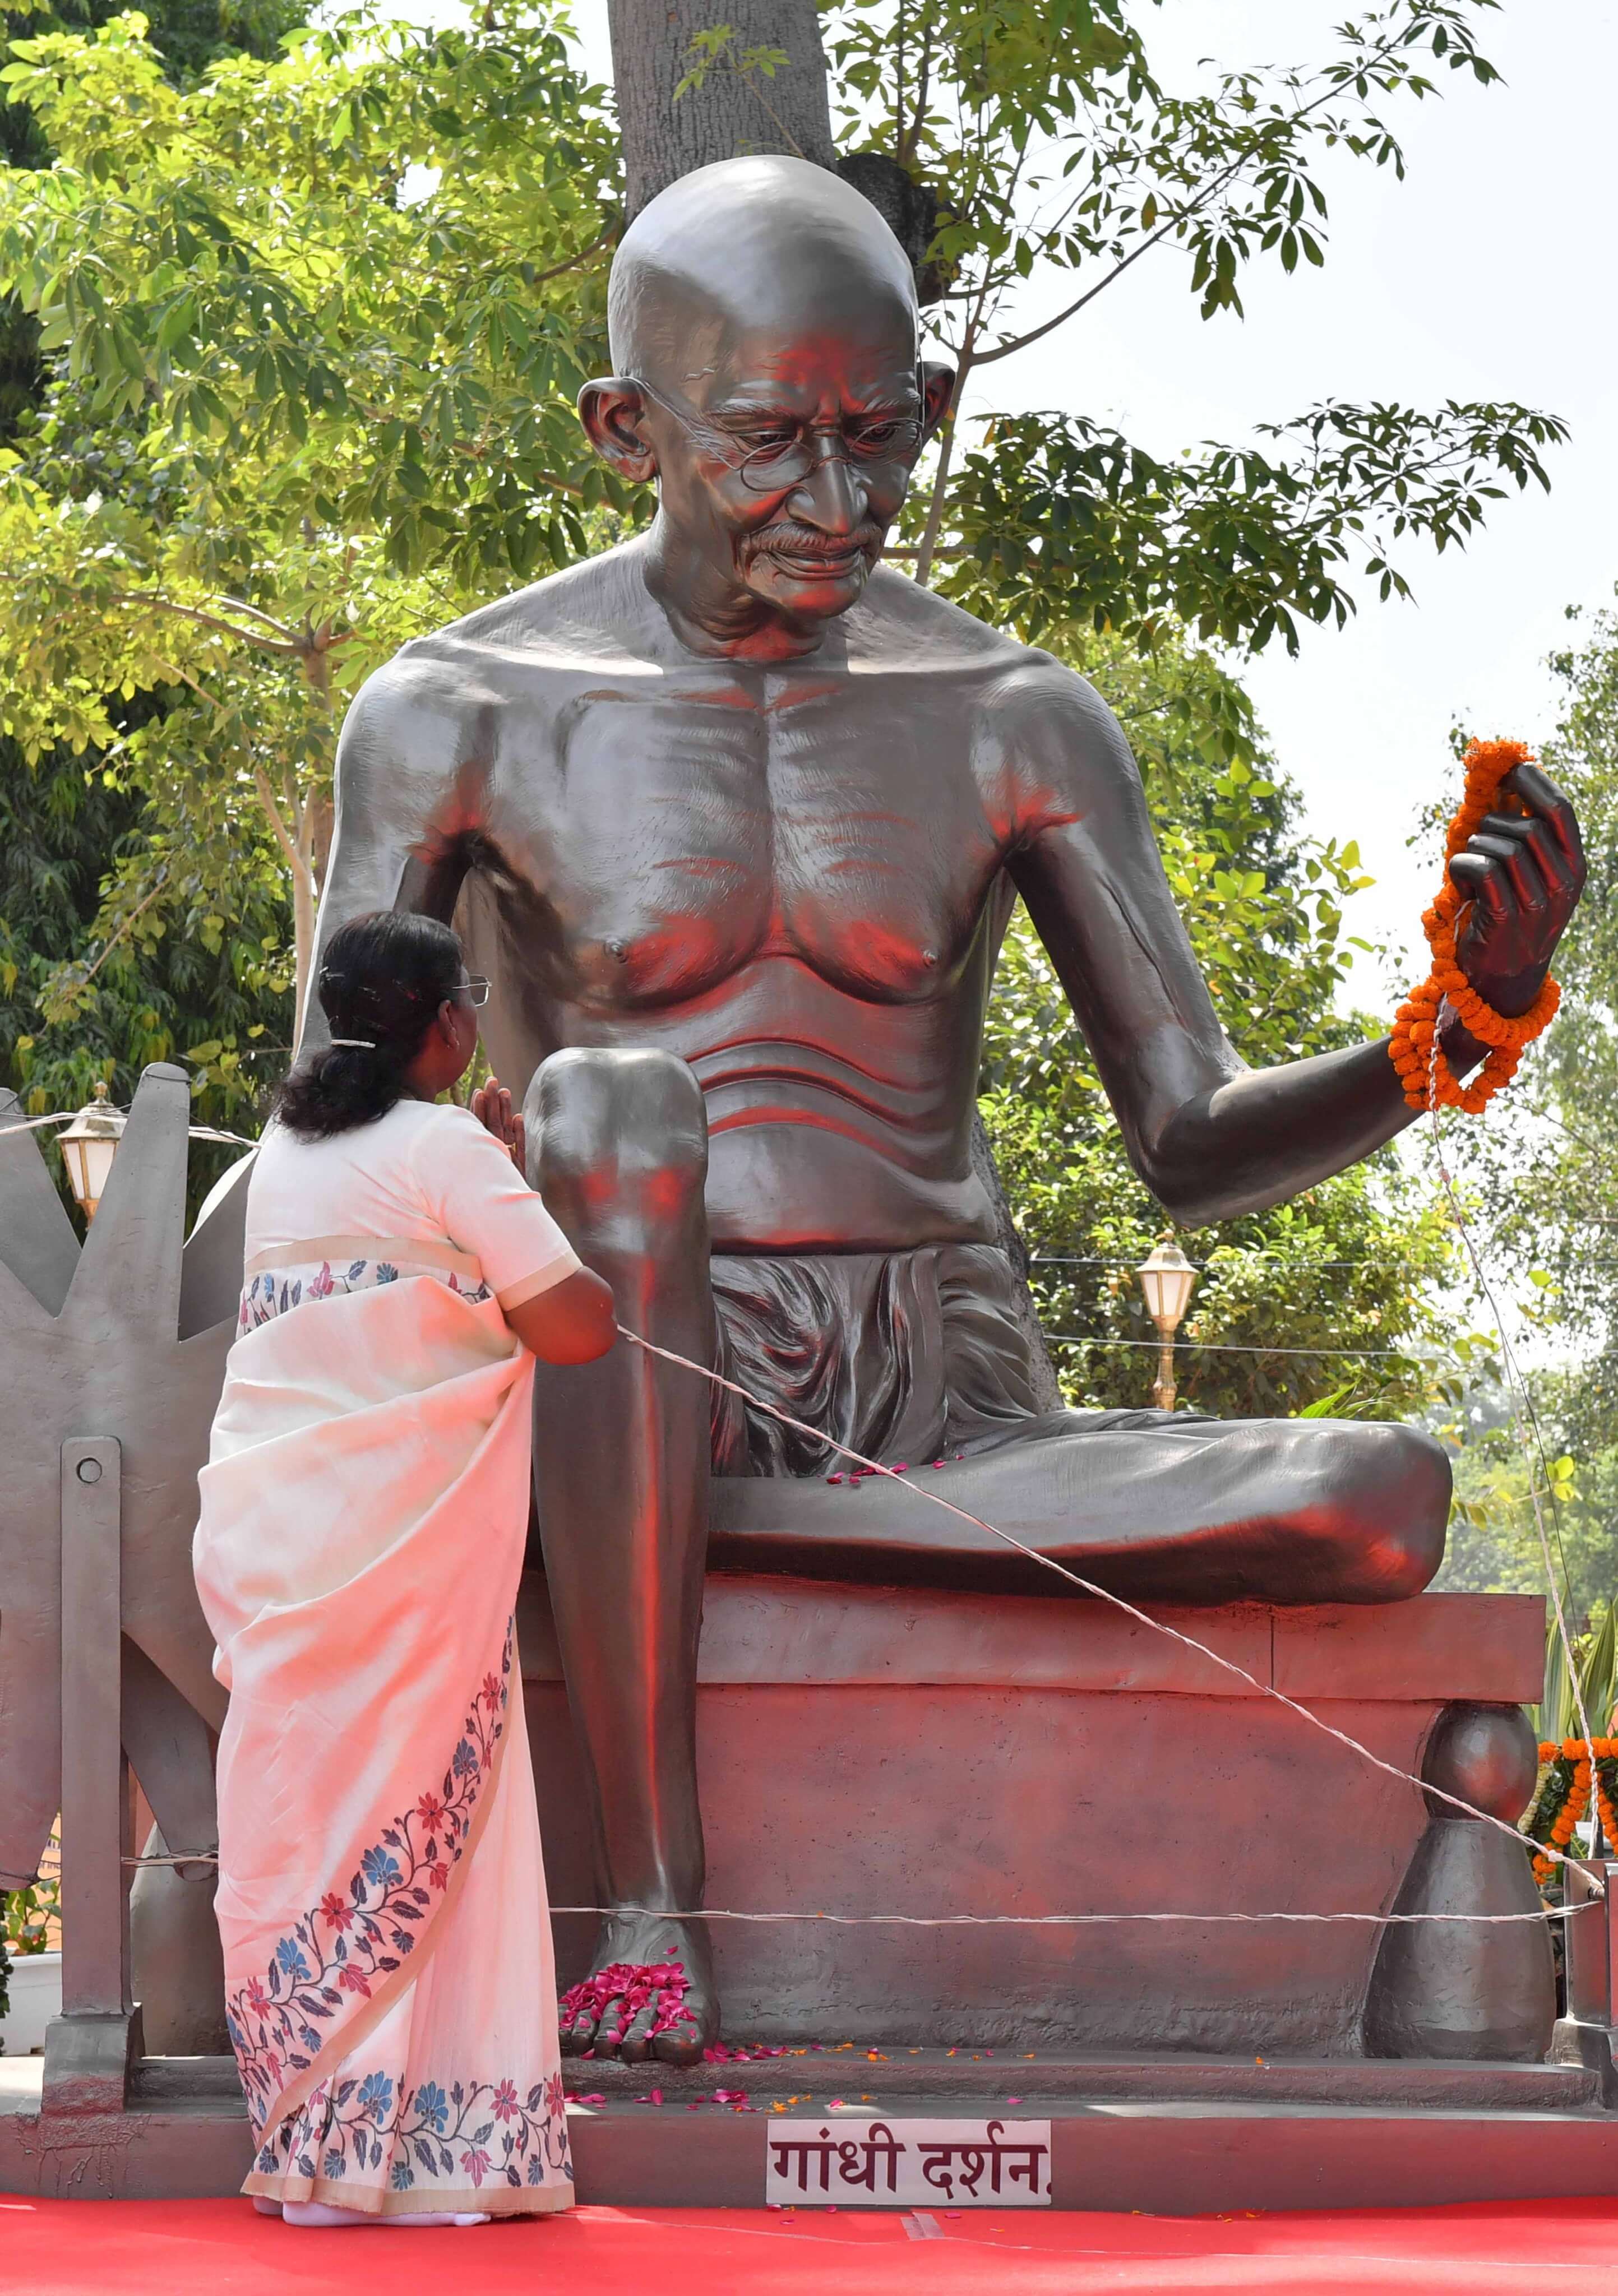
[559,1911,717,2066]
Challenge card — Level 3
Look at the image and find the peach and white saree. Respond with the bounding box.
[193,1105,581,2219]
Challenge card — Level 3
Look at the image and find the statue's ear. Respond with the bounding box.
[919,360,955,443]
[577,378,658,482]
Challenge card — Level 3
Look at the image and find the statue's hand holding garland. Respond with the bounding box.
[1450,761,1586,1021]
[1395,746,1587,1114]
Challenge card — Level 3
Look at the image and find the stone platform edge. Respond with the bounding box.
[515,1575,1545,1703]
[4,2081,1616,2211]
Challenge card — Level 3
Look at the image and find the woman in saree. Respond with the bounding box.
[194,911,616,2229]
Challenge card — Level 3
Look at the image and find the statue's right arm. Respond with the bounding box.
[303,658,479,1053]
[997,659,1428,1226]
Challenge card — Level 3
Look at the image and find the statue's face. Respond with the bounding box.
[640,309,928,624]
[584,272,950,643]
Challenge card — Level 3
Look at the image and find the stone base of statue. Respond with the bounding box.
[530,1575,1555,2059]
[6,1576,1617,2209]
[523,1575,1610,2208]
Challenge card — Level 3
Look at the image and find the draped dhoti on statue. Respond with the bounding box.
[194,1255,572,2218]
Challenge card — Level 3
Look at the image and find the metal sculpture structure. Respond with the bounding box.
[0,1067,243,2067]
[303,155,1586,2057]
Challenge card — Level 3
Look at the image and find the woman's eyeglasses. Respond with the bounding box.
[628,373,922,496]
[455,977,492,1008]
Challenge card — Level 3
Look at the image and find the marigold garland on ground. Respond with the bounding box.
[1389,738,1560,1114]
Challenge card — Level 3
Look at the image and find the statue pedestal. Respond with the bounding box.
[522,1575,1545,2056]
[505,1572,1617,2209]
[6,1577,1606,2210]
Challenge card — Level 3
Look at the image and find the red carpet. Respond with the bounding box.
[4,2197,1618,2294]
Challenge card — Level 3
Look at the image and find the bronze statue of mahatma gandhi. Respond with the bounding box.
[309,155,1586,2061]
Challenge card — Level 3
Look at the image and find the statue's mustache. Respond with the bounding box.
[743,519,885,562]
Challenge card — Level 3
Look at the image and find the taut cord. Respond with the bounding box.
[616,1325,1603,1896]
[549,1899,1596,1927]
[1424,1035,1598,1772]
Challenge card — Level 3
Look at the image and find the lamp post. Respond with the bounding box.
[1137,1237,1198,1411]
[58,1081,126,1224]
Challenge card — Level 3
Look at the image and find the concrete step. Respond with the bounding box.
[563,2045,1604,2114]
[129,2056,246,2110]
[111,2045,1608,2116]
[562,2091,1618,2211]
[27,2045,1605,2122]
[4,2062,1615,2207]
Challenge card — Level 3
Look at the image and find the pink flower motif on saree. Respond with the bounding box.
[251,2063,572,2196]
[225,1622,514,2142]
[237,1257,492,1334]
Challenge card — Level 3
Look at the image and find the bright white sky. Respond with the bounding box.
[569,0,1618,1010]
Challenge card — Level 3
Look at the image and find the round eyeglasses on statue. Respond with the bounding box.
[629,373,924,494]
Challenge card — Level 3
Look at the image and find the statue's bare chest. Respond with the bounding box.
[484,664,1005,1008]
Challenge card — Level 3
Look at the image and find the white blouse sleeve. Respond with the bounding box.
[408,1107,583,1308]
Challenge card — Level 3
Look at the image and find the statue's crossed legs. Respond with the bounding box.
[528,1049,1450,2064]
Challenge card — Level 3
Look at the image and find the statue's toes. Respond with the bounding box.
[592,1991,631,2056]
[616,2002,659,2063]
[650,2010,708,2068]
[559,1993,609,2056]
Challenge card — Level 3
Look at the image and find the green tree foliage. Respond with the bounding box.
[979,628,1461,1419]
[0,740,289,1122]
[1444,1405,1608,1621]
[1434,608,1618,1608]
[814,0,1564,622]
[0,0,1557,1412]
[0,0,307,1143]
[1503,612,1618,1454]
[943,401,1566,656]
[0,1,621,1034]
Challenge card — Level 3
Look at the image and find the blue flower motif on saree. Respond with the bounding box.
[253,2056,572,2197]
[360,1846,401,1890]
[226,1622,514,2141]
[237,1256,491,1334]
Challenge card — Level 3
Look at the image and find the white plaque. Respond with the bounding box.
[765,2116,1052,2207]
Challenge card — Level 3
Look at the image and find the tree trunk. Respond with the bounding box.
[605,0,1062,1401]
[606,0,836,218]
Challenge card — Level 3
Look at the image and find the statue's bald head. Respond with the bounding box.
[585,156,946,650]
[608,156,919,386]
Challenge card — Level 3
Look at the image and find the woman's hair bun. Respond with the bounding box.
[275,912,465,1141]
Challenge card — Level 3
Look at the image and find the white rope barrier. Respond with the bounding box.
[1047,1335,1447,1359]
[618,1326,1603,1895]
[551,1899,1599,1928]
[1423,1065,1599,1769]
[0,1109,89,1136]
[5,1081,1594,1928]
[80,1296,1611,1928]
[0,1110,257,1149]
[108,1867,1599,1920]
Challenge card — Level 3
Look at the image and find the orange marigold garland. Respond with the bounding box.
[1524,1737,1618,1888]
[1389,738,1561,1114]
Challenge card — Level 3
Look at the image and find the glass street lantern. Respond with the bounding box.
[1137,1236,1198,1411]
[58,1081,126,1224]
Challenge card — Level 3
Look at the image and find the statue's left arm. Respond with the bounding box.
[1000,663,1584,1226]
